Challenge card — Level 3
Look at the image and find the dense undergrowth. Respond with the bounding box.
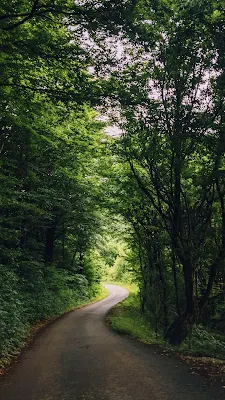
[0,272,106,371]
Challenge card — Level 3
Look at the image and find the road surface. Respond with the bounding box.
[0,284,224,400]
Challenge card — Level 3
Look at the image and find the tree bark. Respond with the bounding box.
[44,222,57,263]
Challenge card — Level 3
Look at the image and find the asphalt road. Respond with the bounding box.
[0,284,224,400]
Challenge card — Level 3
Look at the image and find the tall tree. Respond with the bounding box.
[106,0,225,343]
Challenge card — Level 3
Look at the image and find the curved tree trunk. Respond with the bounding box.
[166,257,197,345]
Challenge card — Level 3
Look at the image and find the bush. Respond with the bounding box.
[0,265,101,369]
[0,267,28,365]
[180,325,225,359]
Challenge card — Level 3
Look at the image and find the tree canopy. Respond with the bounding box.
[1,0,225,367]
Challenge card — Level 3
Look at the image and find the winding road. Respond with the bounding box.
[0,284,224,400]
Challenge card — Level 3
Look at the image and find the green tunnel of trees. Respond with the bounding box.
[1,0,225,364]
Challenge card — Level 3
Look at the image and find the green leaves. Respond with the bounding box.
[101,0,225,342]
[0,0,111,365]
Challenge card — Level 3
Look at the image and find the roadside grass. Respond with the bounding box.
[103,280,137,293]
[107,285,159,344]
[92,284,109,302]
[180,326,225,359]
[106,286,161,344]
[106,282,225,385]
[63,284,109,310]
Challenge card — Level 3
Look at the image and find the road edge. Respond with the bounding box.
[0,284,110,376]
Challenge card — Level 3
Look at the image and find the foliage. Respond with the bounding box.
[107,285,163,345]
[1,0,225,365]
[0,265,105,369]
[104,0,225,345]
[0,0,111,367]
[181,326,225,359]
[107,288,225,360]
[94,215,134,283]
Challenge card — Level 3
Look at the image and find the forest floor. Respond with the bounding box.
[106,282,225,388]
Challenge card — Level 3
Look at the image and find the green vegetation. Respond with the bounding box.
[0,0,113,369]
[104,0,225,347]
[1,0,225,370]
[108,287,225,360]
[0,283,108,371]
[107,285,158,343]
[94,216,135,284]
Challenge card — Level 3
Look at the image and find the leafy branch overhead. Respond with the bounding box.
[1,0,225,368]
[104,0,225,344]
[0,0,138,32]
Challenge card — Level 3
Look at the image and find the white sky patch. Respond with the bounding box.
[96,114,122,137]
[104,125,122,137]
[77,19,222,136]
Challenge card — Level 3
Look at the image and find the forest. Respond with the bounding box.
[0,0,225,369]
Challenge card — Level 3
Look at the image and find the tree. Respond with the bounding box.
[106,0,225,343]
[0,0,110,364]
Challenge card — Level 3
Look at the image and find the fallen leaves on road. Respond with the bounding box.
[180,355,225,386]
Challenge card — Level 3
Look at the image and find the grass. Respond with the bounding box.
[107,282,225,357]
[103,280,138,293]
[105,281,168,346]
[84,284,109,305]
[180,326,225,359]
[106,286,161,345]
[106,282,225,385]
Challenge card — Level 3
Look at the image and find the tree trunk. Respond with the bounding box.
[157,247,169,331]
[166,256,197,344]
[165,311,197,345]
[44,223,56,263]
[172,246,181,316]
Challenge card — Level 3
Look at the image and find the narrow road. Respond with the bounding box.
[0,284,224,400]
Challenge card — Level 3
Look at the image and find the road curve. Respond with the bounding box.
[0,284,224,400]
